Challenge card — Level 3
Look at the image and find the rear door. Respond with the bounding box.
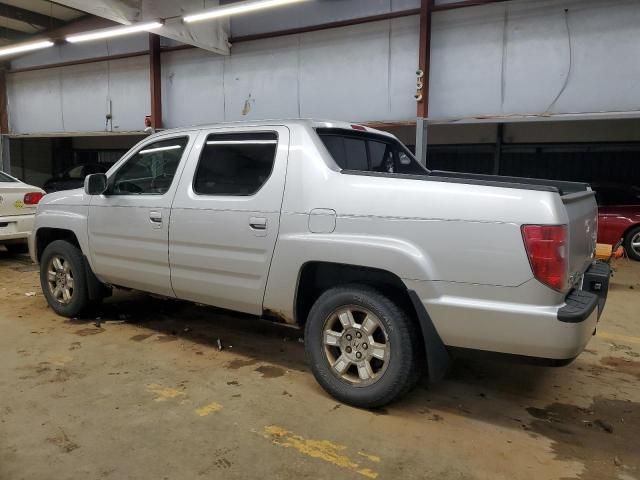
[169,126,289,315]
[87,134,195,296]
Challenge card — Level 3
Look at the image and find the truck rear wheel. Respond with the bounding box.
[40,240,95,317]
[304,284,423,408]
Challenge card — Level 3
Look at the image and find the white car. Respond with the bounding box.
[0,171,45,254]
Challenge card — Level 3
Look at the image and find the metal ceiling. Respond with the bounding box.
[0,0,85,46]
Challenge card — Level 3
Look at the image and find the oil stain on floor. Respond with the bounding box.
[525,397,640,480]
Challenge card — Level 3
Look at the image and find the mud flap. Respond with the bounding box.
[408,290,450,382]
[83,255,111,301]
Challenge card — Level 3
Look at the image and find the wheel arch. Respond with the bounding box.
[35,227,82,263]
[295,262,410,327]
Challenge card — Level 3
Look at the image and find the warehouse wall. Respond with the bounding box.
[8,55,149,134]
[429,0,640,120]
[6,0,640,134]
[161,16,417,127]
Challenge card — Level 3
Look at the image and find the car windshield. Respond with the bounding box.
[66,165,85,179]
[0,171,17,182]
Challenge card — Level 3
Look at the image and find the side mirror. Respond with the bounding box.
[84,173,108,195]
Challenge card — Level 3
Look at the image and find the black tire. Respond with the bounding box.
[40,240,94,317]
[304,284,423,408]
[624,226,640,262]
[5,242,28,254]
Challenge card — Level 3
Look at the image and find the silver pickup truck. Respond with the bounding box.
[29,119,609,407]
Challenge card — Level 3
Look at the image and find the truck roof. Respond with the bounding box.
[148,118,397,140]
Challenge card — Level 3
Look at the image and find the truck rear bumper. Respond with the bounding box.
[0,214,34,243]
[406,262,610,361]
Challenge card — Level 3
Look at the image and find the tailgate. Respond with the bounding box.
[563,190,598,280]
[0,183,37,217]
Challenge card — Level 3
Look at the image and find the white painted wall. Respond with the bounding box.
[6,0,640,135]
[161,16,418,129]
[8,55,149,134]
[429,0,640,120]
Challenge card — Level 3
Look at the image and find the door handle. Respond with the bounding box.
[149,210,162,227]
[249,217,267,230]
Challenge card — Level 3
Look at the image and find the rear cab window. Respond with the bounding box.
[316,128,427,175]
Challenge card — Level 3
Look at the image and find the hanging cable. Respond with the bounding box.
[542,9,572,115]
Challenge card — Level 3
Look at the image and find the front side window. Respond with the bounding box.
[193,132,278,196]
[317,129,426,175]
[111,137,188,195]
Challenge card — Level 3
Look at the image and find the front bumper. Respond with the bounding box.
[0,214,35,242]
[558,262,611,323]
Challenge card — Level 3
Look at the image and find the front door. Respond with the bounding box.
[169,126,289,315]
[88,134,194,297]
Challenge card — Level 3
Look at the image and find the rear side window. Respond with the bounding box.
[317,129,426,175]
[0,171,16,182]
[194,132,278,196]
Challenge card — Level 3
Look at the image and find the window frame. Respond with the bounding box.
[106,135,190,197]
[191,130,280,198]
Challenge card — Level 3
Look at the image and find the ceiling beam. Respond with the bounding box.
[0,2,64,29]
[0,27,29,42]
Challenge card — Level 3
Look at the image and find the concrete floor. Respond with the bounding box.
[1,250,639,480]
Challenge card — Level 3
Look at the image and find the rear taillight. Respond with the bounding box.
[24,192,44,205]
[521,225,568,291]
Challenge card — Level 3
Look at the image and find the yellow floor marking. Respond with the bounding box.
[358,451,381,463]
[146,383,186,402]
[261,425,379,479]
[195,402,223,416]
[598,331,640,346]
[48,354,73,366]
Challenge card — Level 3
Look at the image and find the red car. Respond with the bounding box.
[593,183,640,261]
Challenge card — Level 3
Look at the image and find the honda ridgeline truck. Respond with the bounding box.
[29,120,609,407]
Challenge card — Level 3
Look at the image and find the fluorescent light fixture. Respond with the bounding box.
[206,140,277,145]
[139,145,182,155]
[184,0,309,23]
[0,40,54,57]
[66,21,163,43]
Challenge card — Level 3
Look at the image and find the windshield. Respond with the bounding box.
[0,171,17,182]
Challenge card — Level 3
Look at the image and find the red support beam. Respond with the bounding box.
[0,69,8,134]
[417,0,433,118]
[149,33,162,130]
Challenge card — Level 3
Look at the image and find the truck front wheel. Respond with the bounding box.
[40,240,95,317]
[304,284,423,408]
